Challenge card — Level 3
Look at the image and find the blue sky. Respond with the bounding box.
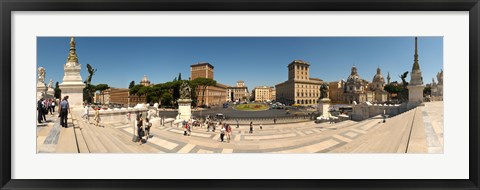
[37,37,443,89]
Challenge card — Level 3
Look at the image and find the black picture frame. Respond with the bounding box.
[1,0,479,189]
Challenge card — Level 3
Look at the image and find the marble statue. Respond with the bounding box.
[437,69,443,85]
[47,79,53,88]
[37,67,45,83]
[180,81,191,99]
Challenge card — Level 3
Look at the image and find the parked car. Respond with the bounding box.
[215,113,226,121]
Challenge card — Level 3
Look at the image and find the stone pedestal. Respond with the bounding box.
[407,85,425,109]
[36,82,47,100]
[317,98,331,118]
[177,99,192,120]
[59,63,85,107]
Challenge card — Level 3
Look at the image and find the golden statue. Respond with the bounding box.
[67,37,78,63]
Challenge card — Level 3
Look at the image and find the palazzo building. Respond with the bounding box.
[252,86,275,102]
[227,80,249,102]
[275,60,323,106]
[190,62,228,106]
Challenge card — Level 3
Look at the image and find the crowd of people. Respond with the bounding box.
[36,98,58,124]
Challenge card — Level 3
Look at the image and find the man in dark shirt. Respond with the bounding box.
[37,98,44,123]
[59,96,70,128]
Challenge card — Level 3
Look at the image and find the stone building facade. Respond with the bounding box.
[252,86,275,102]
[328,80,346,104]
[227,81,249,102]
[190,62,228,106]
[96,87,146,107]
[275,60,323,106]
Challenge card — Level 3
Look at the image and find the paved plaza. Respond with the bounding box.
[36,102,443,153]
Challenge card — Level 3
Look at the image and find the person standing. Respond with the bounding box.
[51,99,56,113]
[42,99,47,122]
[47,99,53,115]
[220,125,225,142]
[249,121,253,134]
[236,119,239,128]
[58,96,69,128]
[273,118,277,124]
[145,118,152,140]
[37,98,44,123]
[137,113,144,145]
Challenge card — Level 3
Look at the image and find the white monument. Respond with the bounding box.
[59,37,85,107]
[36,67,47,100]
[177,81,192,120]
[317,83,331,119]
[407,37,425,109]
[46,79,55,97]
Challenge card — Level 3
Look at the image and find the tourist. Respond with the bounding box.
[42,99,47,122]
[236,119,239,128]
[37,98,44,123]
[58,96,69,128]
[51,99,56,113]
[94,108,101,127]
[126,112,131,124]
[220,125,225,142]
[82,103,90,122]
[226,124,232,142]
[259,123,263,130]
[48,99,53,115]
[145,118,152,139]
[273,118,277,124]
[249,121,253,133]
[137,113,144,144]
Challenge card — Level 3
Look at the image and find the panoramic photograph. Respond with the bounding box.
[36,37,444,153]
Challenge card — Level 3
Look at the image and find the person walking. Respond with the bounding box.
[220,125,225,142]
[37,98,44,123]
[94,108,101,127]
[126,112,131,124]
[58,96,70,128]
[82,103,90,122]
[273,118,277,124]
[226,124,232,142]
[249,121,253,134]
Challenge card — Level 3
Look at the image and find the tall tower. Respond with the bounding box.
[59,37,85,107]
[190,62,214,80]
[407,37,425,108]
[288,60,310,81]
[387,72,391,84]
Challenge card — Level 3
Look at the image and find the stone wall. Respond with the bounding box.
[351,102,407,121]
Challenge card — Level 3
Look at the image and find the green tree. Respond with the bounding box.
[423,86,432,97]
[95,84,110,105]
[191,77,217,106]
[178,73,182,81]
[129,84,143,97]
[128,81,135,90]
[54,82,61,99]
